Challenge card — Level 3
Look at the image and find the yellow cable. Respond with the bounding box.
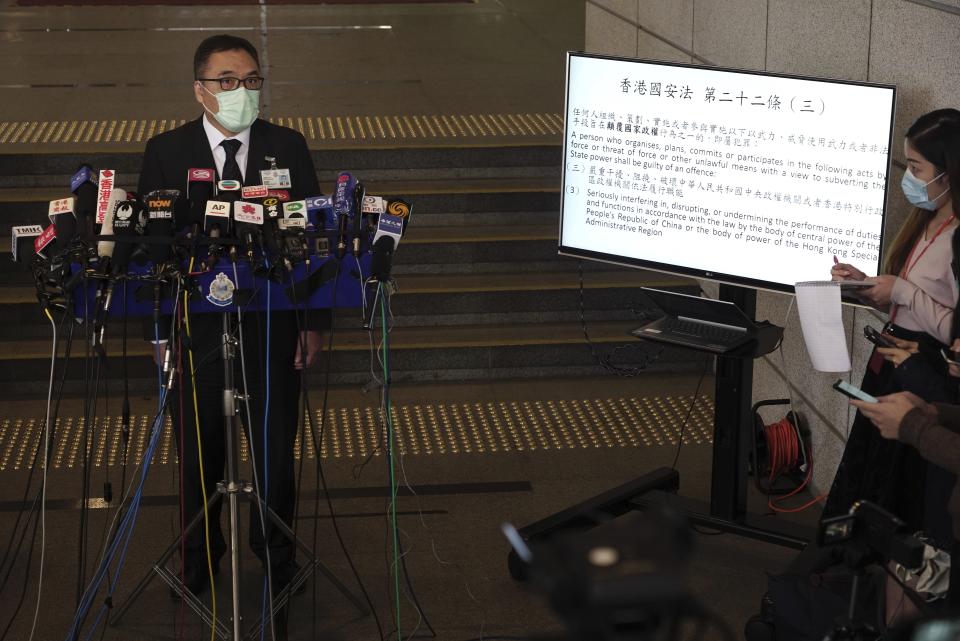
[183,260,216,641]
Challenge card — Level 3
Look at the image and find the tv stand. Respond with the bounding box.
[507,283,813,580]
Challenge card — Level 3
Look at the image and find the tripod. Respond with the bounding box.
[114,311,364,640]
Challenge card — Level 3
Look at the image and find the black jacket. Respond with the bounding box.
[137,116,327,339]
[138,116,320,198]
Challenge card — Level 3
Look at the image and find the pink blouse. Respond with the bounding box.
[891,221,959,345]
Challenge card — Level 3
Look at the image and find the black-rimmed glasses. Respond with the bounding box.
[196,76,265,91]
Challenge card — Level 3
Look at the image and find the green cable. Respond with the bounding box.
[382,290,402,637]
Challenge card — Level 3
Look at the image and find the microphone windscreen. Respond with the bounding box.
[145,189,178,264]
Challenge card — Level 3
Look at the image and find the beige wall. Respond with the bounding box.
[585,0,960,491]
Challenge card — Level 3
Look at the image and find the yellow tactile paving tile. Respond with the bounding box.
[0,113,563,153]
[0,393,714,470]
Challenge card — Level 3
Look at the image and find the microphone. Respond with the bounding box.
[241,184,269,200]
[144,189,180,265]
[218,179,241,196]
[33,224,58,261]
[96,188,126,268]
[281,200,308,264]
[352,181,365,255]
[96,195,140,347]
[306,195,333,258]
[204,200,231,268]
[306,195,332,226]
[259,195,283,259]
[110,196,142,275]
[233,200,264,261]
[12,225,44,263]
[48,197,78,247]
[361,195,386,216]
[386,198,412,222]
[361,194,385,250]
[283,199,307,222]
[71,165,97,239]
[186,168,216,226]
[95,169,117,225]
[332,172,356,258]
[282,199,307,241]
[370,199,412,283]
[215,180,241,262]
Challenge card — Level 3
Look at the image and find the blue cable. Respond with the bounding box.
[260,274,272,641]
[71,402,166,640]
[153,318,162,403]
[67,392,168,641]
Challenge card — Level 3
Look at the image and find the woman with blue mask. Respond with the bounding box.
[754,111,960,641]
[833,108,959,332]
[824,108,960,540]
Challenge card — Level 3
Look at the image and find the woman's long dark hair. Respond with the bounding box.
[885,108,960,276]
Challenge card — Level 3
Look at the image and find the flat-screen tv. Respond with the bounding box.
[559,53,897,293]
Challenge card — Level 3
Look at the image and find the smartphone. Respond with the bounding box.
[863,325,895,348]
[833,379,879,403]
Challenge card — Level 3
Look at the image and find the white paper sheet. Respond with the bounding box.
[794,281,851,373]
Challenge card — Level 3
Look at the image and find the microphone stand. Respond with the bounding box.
[113,237,365,641]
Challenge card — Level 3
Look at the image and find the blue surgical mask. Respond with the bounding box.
[202,85,259,133]
[901,167,950,211]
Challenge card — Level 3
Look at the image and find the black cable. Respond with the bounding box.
[70,279,116,639]
[98,280,131,633]
[0,501,41,641]
[78,278,111,609]
[396,534,437,638]
[577,260,662,376]
[76,289,94,606]
[298,257,385,641]
[0,306,72,589]
[0,308,73,641]
[77,298,117,635]
[670,356,712,471]
[371,283,437,641]
[287,257,311,638]
[0,263,72,635]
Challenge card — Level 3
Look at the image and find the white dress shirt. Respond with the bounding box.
[202,114,251,182]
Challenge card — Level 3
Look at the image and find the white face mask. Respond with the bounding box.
[201,84,259,133]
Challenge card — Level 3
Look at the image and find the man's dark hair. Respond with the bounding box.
[193,35,260,79]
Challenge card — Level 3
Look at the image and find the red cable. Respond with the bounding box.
[762,416,826,513]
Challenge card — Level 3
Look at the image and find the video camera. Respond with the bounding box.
[819,500,925,571]
[504,509,734,641]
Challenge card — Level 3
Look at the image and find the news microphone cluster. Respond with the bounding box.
[14,165,413,321]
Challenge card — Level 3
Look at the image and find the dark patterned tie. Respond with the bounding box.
[220,138,243,183]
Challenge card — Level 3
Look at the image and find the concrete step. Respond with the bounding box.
[0,143,679,394]
[0,145,563,181]
[0,269,694,338]
[0,177,561,245]
[0,319,696,395]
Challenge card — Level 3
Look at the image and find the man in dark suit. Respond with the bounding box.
[138,34,325,596]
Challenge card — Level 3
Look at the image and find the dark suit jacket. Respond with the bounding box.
[138,116,320,199]
[137,115,328,338]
